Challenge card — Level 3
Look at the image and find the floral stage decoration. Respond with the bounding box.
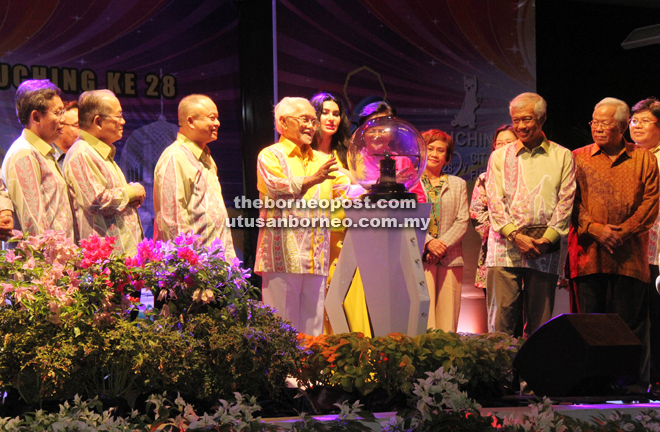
[2,230,660,430]
[0,230,300,408]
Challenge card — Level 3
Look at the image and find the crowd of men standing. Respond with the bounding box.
[486,92,659,393]
[0,79,236,261]
[0,80,658,393]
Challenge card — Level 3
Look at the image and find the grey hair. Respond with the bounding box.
[274,97,313,134]
[78,89,116,130]
[594,97,630,127]
[509,92,547,119]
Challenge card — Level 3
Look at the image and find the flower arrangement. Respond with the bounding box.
[0,230,258,324]
[0,230,133,329]
[0,230,299,406]
[4,231,659,431]
[131,235,257,317]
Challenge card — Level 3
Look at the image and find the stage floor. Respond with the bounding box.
[482,400,660,423]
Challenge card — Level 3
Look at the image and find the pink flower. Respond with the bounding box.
[49,300,60,314]
[124,256,140,268]
[4,249,17,263]
[66,269,80,289]
[9,230,23,242]
[22,256,36,270]
[136,239,163,264]
[174,233,196,247]
[27,235,47,250]
[51,262,65,280]
[1,283,13,297]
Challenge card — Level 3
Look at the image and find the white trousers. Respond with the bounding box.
[261,272,326,336]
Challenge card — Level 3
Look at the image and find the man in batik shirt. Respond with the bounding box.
[153,94,236,260]
[1,79,74,239]
[486,92,576,338]
[64,90,145,255]
[570,97,659,392]
[256,97,351,336]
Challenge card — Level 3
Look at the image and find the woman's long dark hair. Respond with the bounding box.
[310,92,350,168]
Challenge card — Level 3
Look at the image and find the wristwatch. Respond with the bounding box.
[507,229,520,243]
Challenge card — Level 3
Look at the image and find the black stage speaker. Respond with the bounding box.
[512,313,643,396]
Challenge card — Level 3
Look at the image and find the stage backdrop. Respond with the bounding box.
[276,0,535,181]
[275,0,537,330]
[0,0,243,239]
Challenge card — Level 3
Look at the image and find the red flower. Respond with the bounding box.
[115,279,126,294]
[177,247,200,266]
[80,234,116,264]
[184,275,196,288]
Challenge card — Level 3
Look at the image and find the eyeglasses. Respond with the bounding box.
[101,114,124,121]
[62,122,79,128]
[589,120,617,129]
[48,108,66,117]
[629,118,658,127]
[511,117,535,125]
[495,138,517,147]
[286,116,319,128]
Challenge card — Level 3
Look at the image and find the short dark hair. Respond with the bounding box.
[632,97,660,120]
[15,79,62,127]
[358,101,396,126]
[421,129,454,163]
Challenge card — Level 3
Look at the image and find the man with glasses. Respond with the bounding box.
[153,94,236,260]
[255,97,352,336]
[1,79,74,239]
[52,101,79,171]
[486,92,576,339]
[570,97,659,393]
[64,89,144,255]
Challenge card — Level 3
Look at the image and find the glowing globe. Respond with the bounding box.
[348,116,427,198]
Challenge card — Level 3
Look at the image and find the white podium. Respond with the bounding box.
[325,204,431,336]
